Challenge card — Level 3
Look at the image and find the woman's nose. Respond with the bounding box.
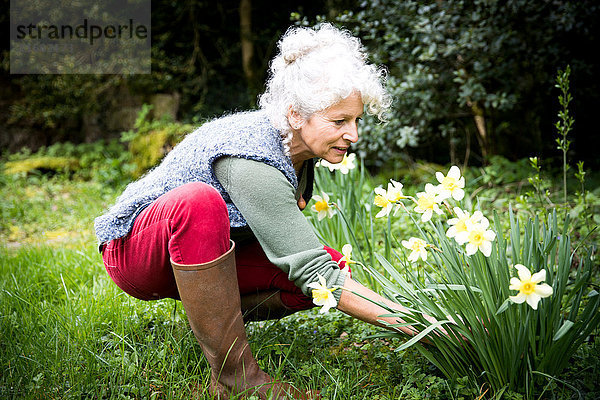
[342,122,359,143]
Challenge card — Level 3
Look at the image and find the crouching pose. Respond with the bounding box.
[96,23,422,399]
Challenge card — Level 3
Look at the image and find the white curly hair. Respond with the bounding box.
[258,23,391,153]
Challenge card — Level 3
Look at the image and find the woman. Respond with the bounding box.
[96,23,418,399]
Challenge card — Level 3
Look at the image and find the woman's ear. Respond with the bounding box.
[287,108,304,130]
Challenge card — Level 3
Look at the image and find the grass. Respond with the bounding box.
[1,167,599,399]
[1,245,197,399]
[0,242,462,399]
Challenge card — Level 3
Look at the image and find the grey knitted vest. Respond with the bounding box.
[94,110,313,244]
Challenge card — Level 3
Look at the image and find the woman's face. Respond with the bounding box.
[290,92,364,164]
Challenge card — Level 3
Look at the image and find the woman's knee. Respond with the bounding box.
[172,181,226,211]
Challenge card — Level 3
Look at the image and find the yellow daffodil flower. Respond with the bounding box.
[414,183,443,222]
[446,207,484,245]
[307,273,338,313]
[374,179,406,218]
[435,165,466,201]
[338,153,356,174]
[464,218,496,257]
[509,264,553,310]
[311,192,335,221]
[401,237,429,262]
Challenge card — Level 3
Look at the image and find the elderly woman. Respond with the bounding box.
[95,23,418,399]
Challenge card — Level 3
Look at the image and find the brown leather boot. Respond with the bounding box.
[171,241,317,399]
[241,290,297,322]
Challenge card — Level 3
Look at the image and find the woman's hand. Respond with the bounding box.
[336,276,457,343]
[336,276,420,337]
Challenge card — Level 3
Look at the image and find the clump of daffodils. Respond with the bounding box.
[372,165,497,258]
[308,155,597,397]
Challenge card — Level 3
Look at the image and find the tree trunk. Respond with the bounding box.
[239,0,257,102]
[469,100,489,163]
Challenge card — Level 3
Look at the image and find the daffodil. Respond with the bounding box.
[374,180,406,218]
[338,153,356,174]
[307,273,338,313]
[316,159,338,172]
[446,208,484,245]
[401,237,429,262]
[414,183,443,222]
[311,192,335,221]
[338,243,356,265]
[508,264,553,310]
[316,153,356,174]
[464,218,496,257]
[435,165,466,201]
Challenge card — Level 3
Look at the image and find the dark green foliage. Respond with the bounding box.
[338,0,600,167]
[1,0,334,153]
[4,0,598,170]
[1,105,200,184]
[2,139,133,186]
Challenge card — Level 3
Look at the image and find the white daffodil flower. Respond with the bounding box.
[307,273,338,313]
[508,264,553,310]
[316,159,339,172]
[317,153,356,174]
[311,192,335,221]
[374,179,406,218]
[446,208,485,245]
[464,218,496,257]
[414,183,443,222]
[401,237,429,262]
[338,243,356,265]
[435,165,466,201]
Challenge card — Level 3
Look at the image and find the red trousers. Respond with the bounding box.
[102,182,349,311]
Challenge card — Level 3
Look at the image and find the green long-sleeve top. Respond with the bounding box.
[214,156,347,301]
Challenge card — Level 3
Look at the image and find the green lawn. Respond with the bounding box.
[1,172,598,399]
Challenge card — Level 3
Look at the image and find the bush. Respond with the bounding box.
[2,139,133,186]
[121,104,197,178]
[1,105,200,185]
[4,156,80,176]
[336,0,600,167]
